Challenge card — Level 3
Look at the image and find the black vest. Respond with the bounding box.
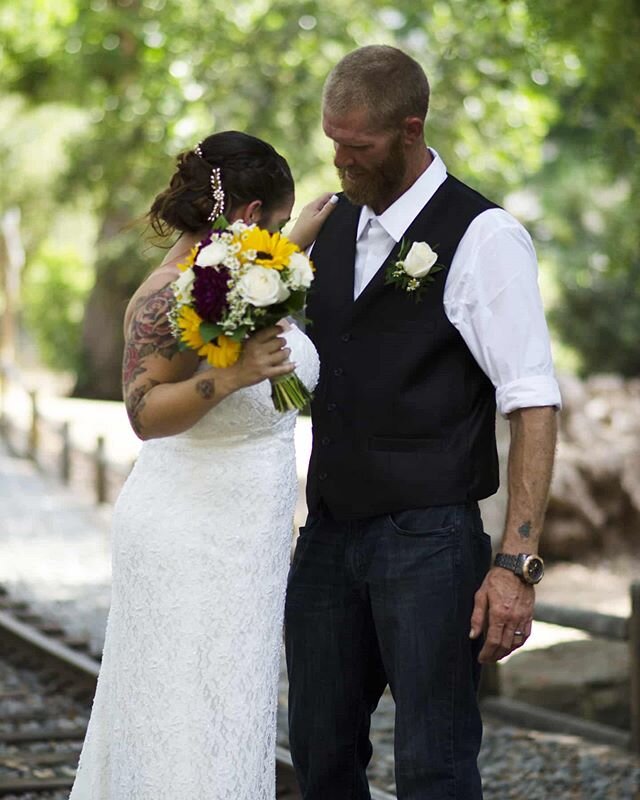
[305,174,500,519]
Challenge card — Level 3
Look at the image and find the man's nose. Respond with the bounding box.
[333,144,354,169]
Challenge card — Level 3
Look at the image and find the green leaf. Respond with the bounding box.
[211,215,230,232]
[228,325,250,342]
[285,290,306,312]
[199,322,223,342]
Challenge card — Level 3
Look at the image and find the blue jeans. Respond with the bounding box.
[284,502,492,800]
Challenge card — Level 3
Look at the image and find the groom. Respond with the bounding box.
[285,45,560,799]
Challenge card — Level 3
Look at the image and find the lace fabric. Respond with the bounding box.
[69,326,319,800]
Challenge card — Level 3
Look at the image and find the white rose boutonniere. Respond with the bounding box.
[385,239,444,300]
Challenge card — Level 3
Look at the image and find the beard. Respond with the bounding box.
[338,134,407,210]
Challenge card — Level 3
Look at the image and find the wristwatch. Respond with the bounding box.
[494,552,545,585]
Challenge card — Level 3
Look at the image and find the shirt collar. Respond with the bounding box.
[356,148,448,242]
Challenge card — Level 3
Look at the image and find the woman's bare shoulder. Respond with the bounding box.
[124,266,179,334]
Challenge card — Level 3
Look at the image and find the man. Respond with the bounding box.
[285,45,560,800]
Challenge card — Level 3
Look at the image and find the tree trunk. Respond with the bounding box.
[73,210,148,400]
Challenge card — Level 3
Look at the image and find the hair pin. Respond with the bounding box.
[194,141,225,222]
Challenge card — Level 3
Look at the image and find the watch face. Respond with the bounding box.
[523,556,544,584]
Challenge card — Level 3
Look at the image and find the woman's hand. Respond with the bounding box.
[229,326,294,389]
[288,193,339,250]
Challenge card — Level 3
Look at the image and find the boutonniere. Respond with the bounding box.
[385,239,444,301]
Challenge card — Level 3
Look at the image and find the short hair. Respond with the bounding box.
[323,45,430,130]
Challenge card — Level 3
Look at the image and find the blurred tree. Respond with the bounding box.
[522,0,640,374]
[22,244,92,373]
[2,0,604,393]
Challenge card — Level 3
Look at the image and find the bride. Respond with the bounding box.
[68,131,335,800]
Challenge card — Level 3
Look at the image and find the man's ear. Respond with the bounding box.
[402,116,425,146]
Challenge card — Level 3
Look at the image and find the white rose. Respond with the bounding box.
[237,266,291,308]
[195,239,229,266]
[287,251,314,290]
[173,267,195,303]
[402,241,438,278]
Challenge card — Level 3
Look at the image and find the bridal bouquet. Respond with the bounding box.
[168,218,315,412]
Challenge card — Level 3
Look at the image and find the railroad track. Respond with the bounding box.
[0,589,394,799]
[0,594,95,799]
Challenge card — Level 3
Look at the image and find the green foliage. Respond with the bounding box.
[21,244,93,372]
[523,0,640,374]
[2,0,639,387]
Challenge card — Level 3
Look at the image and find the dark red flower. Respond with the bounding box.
[192,265,231,322]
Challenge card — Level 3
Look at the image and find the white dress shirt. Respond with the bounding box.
[354,149,562,416]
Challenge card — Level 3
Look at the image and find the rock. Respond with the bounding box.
[543,372,640,561]
[500,639,630,729]
[541,517,598,560]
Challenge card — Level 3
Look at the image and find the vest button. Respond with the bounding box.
[319,471,328,480]
[321,436,331,445]
[333,367,344,377]
[340,333,352,342]
[327,402,337,412]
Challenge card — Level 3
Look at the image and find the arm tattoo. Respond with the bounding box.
[518,521,532,540]
[195,378,215,400]
[126,380,159,438]
[123,285,179,388]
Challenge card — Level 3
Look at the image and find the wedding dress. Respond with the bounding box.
[69,324,319,800]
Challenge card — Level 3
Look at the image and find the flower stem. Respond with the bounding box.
[270,372,313,412]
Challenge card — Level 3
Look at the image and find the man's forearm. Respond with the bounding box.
[500,406,558,555]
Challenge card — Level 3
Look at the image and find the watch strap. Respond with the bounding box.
[494,553,520,572]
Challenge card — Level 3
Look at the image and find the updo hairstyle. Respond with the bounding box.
[148,131,294,237]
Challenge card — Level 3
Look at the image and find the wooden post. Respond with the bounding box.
[95,435,107,505]
[60,421,71,484]
[28,390,39,461]
[630,580,640,754]
[0,365,6,436]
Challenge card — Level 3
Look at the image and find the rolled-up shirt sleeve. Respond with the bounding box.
[444,209,562,417]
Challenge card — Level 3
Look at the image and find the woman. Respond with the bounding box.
[69,131,335,800]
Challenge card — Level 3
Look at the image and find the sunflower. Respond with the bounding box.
[202,335,242,368]
[239,228,299,271]
[177,307,241,367]
[176,306,206,349]
[176,245,198,273]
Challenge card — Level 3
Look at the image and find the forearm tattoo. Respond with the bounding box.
[126,380,159,437]
[195,379,215,400]
[123,285,179,389]
[518,521,532,540]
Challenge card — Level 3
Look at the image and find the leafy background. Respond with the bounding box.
[1,0,638,397]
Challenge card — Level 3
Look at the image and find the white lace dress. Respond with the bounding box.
[68,325,319,800]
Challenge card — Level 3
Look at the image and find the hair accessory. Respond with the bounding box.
[194,140,226,222]
[207,166,225,222]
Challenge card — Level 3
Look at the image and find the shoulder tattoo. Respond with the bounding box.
[123,285,179,388]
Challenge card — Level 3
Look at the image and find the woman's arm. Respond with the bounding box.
[122,273,294,440]
[287,193,338,249]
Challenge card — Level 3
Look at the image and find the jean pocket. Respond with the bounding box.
[386,507,458,538]
[297,514,322,539]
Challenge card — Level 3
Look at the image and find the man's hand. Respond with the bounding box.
[469,567,535,662]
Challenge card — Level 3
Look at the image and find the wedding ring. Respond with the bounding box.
[513,630,524,637]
